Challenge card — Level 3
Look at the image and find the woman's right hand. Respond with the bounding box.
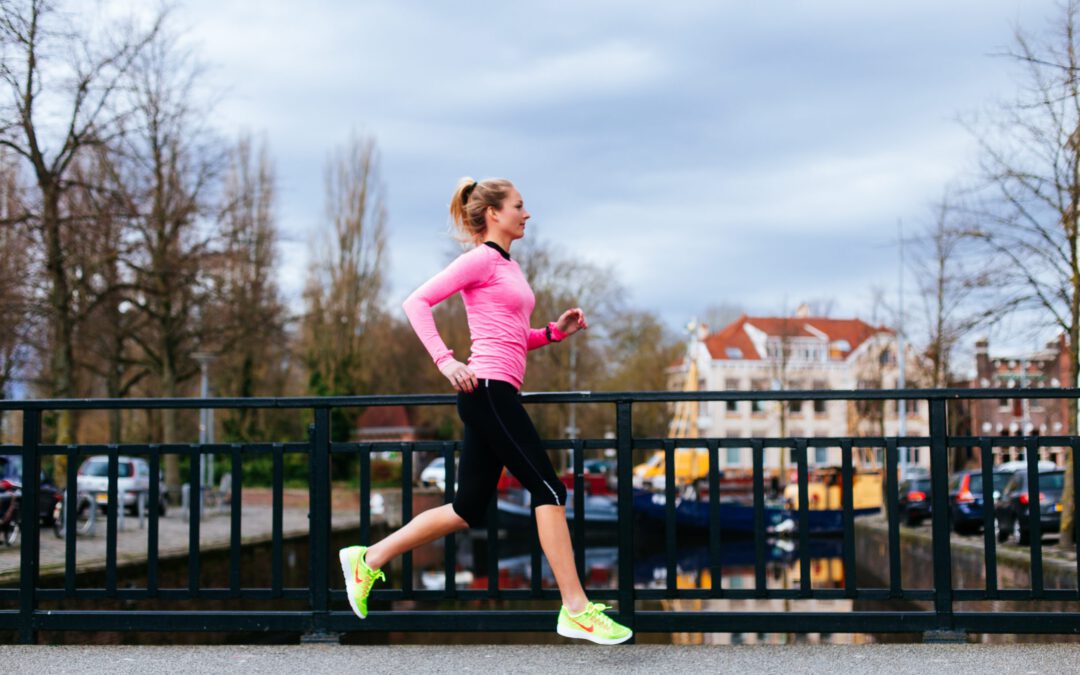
[439,359,478,393]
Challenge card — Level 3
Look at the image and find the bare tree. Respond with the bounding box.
[601,309,683,437]
[699,302,747,334]
[301,134,387,442]
[911,193,1004,388]
[209,134,291,442]
[63,148,147,442]
[0,150,32,411]
[964,0,1080,545]
[114,27,222,498]
[515,236,623,443]
[0,0,163,445]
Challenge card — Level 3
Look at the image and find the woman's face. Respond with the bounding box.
[487,187,530,241]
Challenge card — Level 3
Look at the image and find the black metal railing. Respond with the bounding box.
[1,388,1078,643]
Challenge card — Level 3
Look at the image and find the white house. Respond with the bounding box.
[667,305,930,476]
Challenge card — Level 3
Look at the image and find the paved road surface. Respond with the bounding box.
[3,644,1077,674]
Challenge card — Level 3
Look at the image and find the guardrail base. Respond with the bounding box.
[922,629,967,644]
[300,630,341,645]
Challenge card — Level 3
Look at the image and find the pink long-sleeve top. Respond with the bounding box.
[402,241,563,390]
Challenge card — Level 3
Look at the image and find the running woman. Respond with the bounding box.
[339,177,632,645]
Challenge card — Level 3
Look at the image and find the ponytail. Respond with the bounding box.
[448,176,514,245]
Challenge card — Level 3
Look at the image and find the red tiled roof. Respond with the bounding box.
[703,315,761,360]
[356,405,414,429]
[703,314,890,361]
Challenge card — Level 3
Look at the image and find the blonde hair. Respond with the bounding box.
[448,177,514,245]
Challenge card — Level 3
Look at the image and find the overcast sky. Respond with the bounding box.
[175,0,1051,350]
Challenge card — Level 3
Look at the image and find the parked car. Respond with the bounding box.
[419,456,451,491]
[898,477,932,526]
[948,469,1011,534]
[77,456,166,516]
[994,459,1057,474]
[994,469,1064,545]
[0,454,60,526]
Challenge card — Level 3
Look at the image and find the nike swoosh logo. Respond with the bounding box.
[354,563,365,584]
[569,618,594,633]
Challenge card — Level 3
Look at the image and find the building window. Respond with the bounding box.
[789,399,802,414]
[999,398,1010,410]
[726,447,741,465]
[750,379,767,414]
[812,381,827,414]
[814,447,829,464]
[725,379,740,413]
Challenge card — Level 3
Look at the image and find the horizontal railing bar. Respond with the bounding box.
[15,609,1080,634]
[36,434,1078,455]
[3,387,1079,411]
[632,437,932,449]
[35,588,311,601]
[953,589,1080,601]
[22,587,954,603]
[37,442,309,456]
[333,439,619,453]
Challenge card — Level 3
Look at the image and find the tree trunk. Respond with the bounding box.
[162,358,180,503]
[1062,320,1078,548]
[43,188,74,489]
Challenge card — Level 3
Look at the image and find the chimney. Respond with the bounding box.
[974,336,990,382]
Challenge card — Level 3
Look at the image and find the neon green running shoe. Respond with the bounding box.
[556,602,633,645]
[339,545,385,619]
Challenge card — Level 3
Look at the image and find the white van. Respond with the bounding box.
[77,456,167,515]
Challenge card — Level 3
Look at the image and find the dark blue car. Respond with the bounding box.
[898,477,932,526]
[994,470,1064,545]
[948,469,1010,534]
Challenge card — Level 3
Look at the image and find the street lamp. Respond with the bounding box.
[193,352,217,508]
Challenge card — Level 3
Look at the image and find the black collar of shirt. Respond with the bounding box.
[483,241,510,260]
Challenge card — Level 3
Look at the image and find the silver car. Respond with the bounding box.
[77,455,167,515]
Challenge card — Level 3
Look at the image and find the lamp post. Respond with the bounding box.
[897,220,908,479]
[193,352,217,508]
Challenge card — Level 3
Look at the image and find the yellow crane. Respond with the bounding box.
[632,320,712,491]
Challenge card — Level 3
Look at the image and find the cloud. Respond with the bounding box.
[170,0,1051,344]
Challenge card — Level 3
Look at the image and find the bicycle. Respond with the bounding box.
[53,490,97,538]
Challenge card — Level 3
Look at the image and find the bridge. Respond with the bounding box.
[0,388,1078,644]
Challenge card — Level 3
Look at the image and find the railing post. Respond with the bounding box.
[304,407,338,643]
[925,397,962,642]
[615,400,635,640]
[19,408,41,644]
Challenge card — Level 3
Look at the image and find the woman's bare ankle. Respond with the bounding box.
[564,597,589,614]
[364,546,386,570]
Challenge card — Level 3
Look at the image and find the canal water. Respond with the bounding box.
[0,521,870,645]
[4,515,1077,644]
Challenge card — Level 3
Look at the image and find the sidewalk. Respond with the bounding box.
[0,487,395,584]
[3,643,1078,674]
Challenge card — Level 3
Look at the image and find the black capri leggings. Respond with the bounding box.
[452,378,567,528]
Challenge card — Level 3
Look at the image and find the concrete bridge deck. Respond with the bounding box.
[4,643,1077,674]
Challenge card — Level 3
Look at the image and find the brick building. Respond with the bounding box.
[969,335,1071,466]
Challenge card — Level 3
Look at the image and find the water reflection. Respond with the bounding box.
[414,529,847,593]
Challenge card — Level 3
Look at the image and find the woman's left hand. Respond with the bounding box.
[555,307,588,337]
